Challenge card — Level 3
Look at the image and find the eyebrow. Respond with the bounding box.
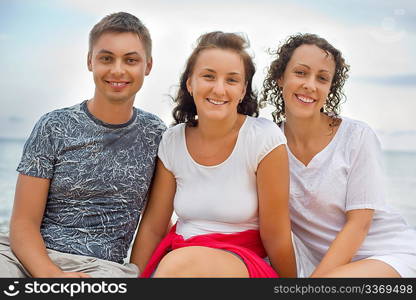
[296,63,330,73]
[97,49,140,56]
[203,68,242,76]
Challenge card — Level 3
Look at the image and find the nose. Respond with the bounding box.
[212,79,226,97]
[110,59,125,76]
[302,76,316,92]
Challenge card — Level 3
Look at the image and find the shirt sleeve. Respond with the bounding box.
[345,125,387,211]
[16,113,57,179]
[157,126,175,172]
[250,118,287,169]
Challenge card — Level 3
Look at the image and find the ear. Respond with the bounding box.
[145,57,153,76]
[87,53,92,72]
[241,82,247,100]
[186,77,192,96]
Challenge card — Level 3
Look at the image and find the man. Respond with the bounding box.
[0,12,166,278]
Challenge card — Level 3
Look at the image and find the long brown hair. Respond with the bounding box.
[172,31,259,127]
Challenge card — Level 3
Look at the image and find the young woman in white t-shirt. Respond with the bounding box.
[130,31,297,278]
[261,33,416,277]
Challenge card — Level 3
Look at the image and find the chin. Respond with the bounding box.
[296,113,319,121]
[108,94,134,103]
[199,111,229,121]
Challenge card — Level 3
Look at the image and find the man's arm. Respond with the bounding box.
[9,174,90,278]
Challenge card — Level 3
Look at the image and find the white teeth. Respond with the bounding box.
[109,82,127,86]
[297,95,314,103]
[207,98,227,105]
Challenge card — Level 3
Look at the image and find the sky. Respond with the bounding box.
[1,0,415,150]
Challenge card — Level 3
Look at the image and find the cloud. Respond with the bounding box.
[8,116,24,123]
[1,0,415,143]
[354,74,416,86]
[376,130,416,152]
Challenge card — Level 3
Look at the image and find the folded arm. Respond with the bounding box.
[310,209,374,277]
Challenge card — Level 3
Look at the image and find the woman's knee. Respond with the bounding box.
[153,246,248,278]
[153,247,197,277]
[316,259,401,278]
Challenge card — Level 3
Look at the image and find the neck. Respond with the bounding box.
[196,113,243,141]
[88,91,135,124]
[284,112,330,145]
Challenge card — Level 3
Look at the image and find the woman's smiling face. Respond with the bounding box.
[186,48,247,122]
[278,44,335,120]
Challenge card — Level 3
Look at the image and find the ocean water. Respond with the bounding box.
[0,139,415,234]
[0,139,24,233]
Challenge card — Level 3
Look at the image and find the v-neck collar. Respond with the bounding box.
[281,118,345,169]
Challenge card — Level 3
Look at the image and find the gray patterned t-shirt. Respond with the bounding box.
[17,100,166,263]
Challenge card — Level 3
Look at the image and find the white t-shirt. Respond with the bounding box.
[282,117,416,268]
[158,116,286,240]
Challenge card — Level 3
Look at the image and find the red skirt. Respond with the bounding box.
[140,224,279,278]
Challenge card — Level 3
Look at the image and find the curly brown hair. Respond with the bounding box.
[172,31,259,127]
[260,33,350,125]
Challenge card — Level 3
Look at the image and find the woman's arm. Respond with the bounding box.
[310,126,380,277]
[9,174,90,278]
[130,158,176,272]
[257,145,297,278]
[310,209,374,277]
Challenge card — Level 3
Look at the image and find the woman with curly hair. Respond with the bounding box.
[130,31,297,278]
[261,33,416,277]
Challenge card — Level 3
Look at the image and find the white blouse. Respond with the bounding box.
[158,116,286,239]
[283,117,416,267]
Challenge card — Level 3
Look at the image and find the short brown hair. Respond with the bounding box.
[89,12,152,59]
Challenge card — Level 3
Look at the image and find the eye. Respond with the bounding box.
[126,58,138,64]
[202,74,215,80]
[227,78,239,83]
[318,76,329,82]
[294,70,305,76]
[99,56,112,63]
